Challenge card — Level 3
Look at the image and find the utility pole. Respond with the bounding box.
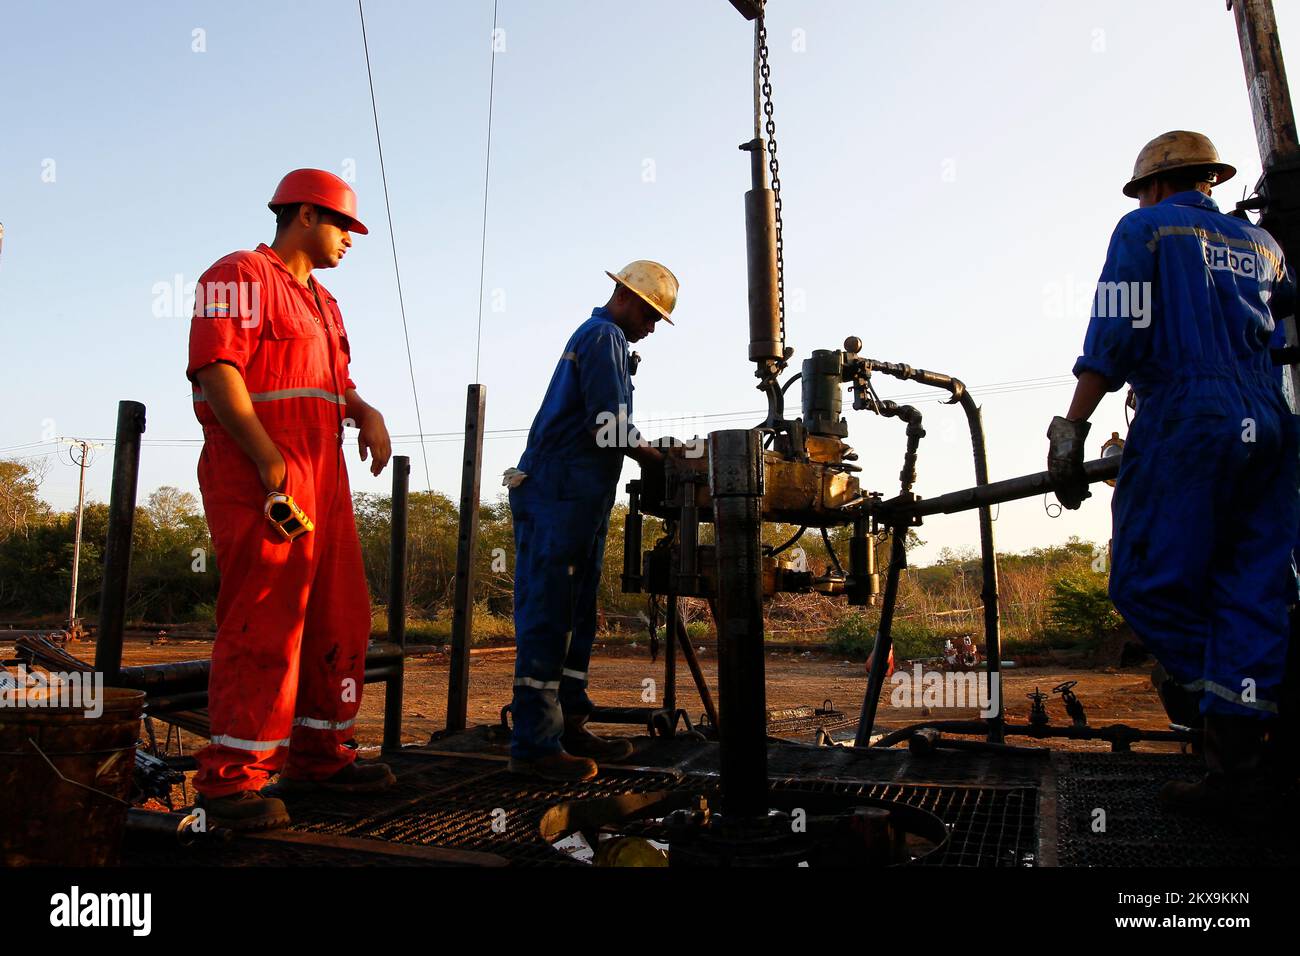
[1229,0,1300,404]
[59,437,102,638]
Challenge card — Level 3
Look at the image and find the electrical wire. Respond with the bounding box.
[31,373,1082,453]
[358,0,433,497]
[474,0,500,382]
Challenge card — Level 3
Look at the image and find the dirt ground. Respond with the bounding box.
[6,633,1178,758]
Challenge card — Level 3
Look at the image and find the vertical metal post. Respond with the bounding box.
[1231,0,1300,171]
[384,455,410,752]
[95,401,146,683]
[708,428,768,817]
[446,384,487,732]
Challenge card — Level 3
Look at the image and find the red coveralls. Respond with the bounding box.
[186,243,370,797]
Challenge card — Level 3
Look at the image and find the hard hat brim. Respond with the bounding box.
[267,200,369,235]
[606,270,675,325]
[1121,161,1236,198]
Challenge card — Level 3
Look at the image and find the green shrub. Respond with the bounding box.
[685,619,712,642]
[1044,573,1123,649]
[828,611,942,662]
[372,606,514,645]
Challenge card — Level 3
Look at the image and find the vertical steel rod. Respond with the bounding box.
[446,384,487,732]
[709,428,768,816]
[664,593,679,714]
[383,455,410,751]
[94,400,146,683]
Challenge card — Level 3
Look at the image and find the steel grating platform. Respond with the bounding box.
[122,735,1297,867]
[1051,750,1300,867]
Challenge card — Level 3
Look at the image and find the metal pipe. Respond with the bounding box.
[870,718,1195,750]
[1231,0,1300,401]
[708,429,769,816]
[447,385,486,733]
[742,139,781,366]
[385,455,410,750]
[1231,0,1300,170]
[94,400,146,683]
[874,457,1121,521]
[109,642,404,697]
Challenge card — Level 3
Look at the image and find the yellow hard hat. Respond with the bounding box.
[605,260,679,325]
[1122,130,1236,198]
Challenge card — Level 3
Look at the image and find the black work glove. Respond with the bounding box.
[1047,416,1091,510]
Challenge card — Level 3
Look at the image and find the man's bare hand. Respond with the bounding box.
[631,443,664,468]
[257,451,287,492]
[357,407,392,476]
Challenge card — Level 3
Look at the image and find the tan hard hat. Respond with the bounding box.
[605,260,679,325]
[1122,130,1236,198]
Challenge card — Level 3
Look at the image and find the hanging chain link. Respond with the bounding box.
[757,8,786,358]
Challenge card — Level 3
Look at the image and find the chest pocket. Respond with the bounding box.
[256,311,327,384]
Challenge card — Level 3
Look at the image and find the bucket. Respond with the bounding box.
[0,685,145,866]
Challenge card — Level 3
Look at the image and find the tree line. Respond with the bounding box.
[0,458,1123,658]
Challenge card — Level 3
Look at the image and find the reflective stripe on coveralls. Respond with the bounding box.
[508,307,633,758]
[192,387,347,405]
[1074,190,1300,718]
[186,243,370,796]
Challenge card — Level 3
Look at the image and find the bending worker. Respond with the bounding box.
[187,169,395,830]
[505,261,677,780]
[1048,131,1298,812]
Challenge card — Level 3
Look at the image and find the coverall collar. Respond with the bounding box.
[1157,190,1220,212]
[254,243,336,302]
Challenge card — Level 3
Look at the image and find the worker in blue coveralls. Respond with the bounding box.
[503,261,678,781]
[1048,130,1299,812]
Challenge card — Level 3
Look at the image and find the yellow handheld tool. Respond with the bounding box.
[264,492,314,542]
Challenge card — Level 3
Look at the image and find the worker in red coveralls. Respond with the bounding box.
[186,169,395,831]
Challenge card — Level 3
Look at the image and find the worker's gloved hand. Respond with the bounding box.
[1047,416,1091,510]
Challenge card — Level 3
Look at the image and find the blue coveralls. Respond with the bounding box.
[1074,190,1299,719]
[508,307,635,758]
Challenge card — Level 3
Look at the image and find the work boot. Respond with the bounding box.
[1152,661,1203,729]
[272,759,397,796]
[1158,714,1270,815]
[195,790,291,832]
[507,749,599,782]
[561,714,635,762]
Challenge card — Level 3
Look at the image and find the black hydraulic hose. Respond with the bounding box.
[853,524,908,747]
[768,525,806,557]
[862,361,1004,742]
[854,405,923,747]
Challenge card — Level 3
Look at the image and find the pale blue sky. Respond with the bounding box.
[2,0,1296,564]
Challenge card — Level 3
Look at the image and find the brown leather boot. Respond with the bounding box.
[1159,715,1270,815]
[195,790,291,832]
[273,759,397,795]
[562,714,634,762]
[507,750,599,782]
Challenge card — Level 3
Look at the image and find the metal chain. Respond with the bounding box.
[757,8,786,357]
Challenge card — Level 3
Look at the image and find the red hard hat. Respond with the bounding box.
[268,168,368,235]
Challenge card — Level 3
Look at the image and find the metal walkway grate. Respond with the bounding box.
[1053,751,1300,867]
[767,778,1038,867]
